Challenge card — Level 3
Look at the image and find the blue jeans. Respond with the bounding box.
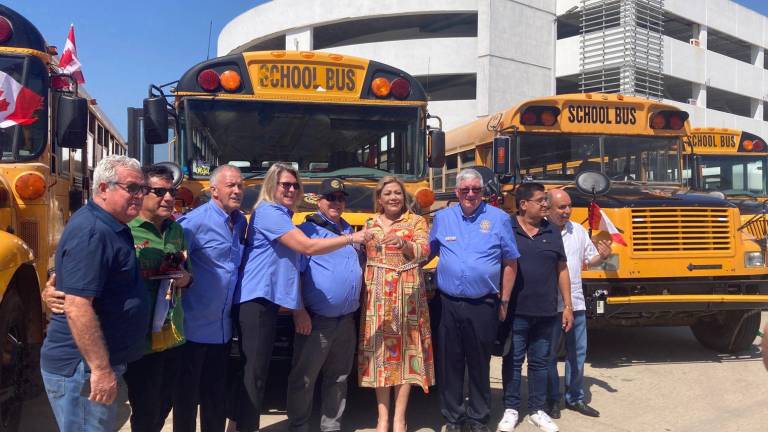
[41,361,127,432]
[546,311,587,405]
[502,314,557,411]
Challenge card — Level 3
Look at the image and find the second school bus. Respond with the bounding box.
[441,93,768,353]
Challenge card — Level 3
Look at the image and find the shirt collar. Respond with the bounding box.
[456,201,486,222]
[209,200,245,223]
[317,211,350,233]
[128,216,173,234]
[87,200,129,233]
[513,215,554,237]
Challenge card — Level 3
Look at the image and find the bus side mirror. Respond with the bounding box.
[56,95,87,149]
[429,130,445,168]
[143,97,169,144]
[492,136,511,175]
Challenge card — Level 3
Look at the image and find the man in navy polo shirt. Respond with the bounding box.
[40,155,150,432]
[286,178,362,432]
[429,168,519,432]
[497,182,574,432]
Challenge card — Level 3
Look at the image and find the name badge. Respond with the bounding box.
[445,236,457,241]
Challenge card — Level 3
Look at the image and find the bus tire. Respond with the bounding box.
[0,289,26,432]
[690,310,761,354]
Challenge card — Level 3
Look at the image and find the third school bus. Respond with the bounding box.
[441,93,768,353]
[134,50,444,358]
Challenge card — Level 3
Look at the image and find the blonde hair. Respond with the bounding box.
[374,176,409,214]
[255,162,303,209]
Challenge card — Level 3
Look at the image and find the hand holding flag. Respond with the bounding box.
[588,201,627,246]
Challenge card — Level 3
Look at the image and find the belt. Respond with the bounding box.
[367,261,420,273]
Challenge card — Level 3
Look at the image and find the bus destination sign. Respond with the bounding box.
[255,63,363,94]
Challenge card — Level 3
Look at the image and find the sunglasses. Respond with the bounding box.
[148,187,178,197]
[111,182,149,195]
[458,187,483,195]
[322,194,347,203]
[278,182,301,191]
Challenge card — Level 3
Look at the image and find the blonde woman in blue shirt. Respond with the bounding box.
[234,163,368,432]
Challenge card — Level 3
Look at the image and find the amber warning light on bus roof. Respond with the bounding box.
[371,77,410,100]
[743,139,765,152]
[197,69,242,93]
[649,110,688,130]
[520,106,561,126]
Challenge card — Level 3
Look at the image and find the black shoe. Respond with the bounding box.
[566,400,600,417]
[545,400,561,419]
[444,423,463,432]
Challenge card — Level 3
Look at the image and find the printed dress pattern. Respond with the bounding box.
[358,212,435,391]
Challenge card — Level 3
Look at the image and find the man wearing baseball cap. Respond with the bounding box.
[287,177,364,432]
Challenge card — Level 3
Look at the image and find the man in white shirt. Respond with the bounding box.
[544,189,611,419]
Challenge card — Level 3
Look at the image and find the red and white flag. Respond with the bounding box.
[56,24,85,87]
[588,201,627,246]
[0,71,44,128]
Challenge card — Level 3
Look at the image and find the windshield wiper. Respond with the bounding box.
[241,171,268,180]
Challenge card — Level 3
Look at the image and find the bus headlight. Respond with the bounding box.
[744,252,765,268]
[587,254,619,271]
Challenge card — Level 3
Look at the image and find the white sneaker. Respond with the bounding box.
[497,408,519,432]
[529,410,559,432]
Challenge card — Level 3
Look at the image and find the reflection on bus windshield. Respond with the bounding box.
[183,100,422,178]
[685,155,767,195]
[518,134,680,184]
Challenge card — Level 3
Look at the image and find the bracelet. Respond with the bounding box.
[564,305,573,310]
[346,234,353,246]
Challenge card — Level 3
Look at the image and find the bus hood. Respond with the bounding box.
[563,186,735,208]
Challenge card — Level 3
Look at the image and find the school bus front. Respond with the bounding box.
[444,93,768,353]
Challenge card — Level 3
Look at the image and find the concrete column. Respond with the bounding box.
[285,27,313,51]
[751,45,764,68]
[697,24,707,50]
[751,98,763,121]
[693,82,707,108]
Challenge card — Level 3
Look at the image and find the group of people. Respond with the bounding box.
[40,155,609,432]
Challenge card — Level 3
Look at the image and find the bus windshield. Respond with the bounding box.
[686,154,768,196]
[518,134,680,184]
[181,99,424,179]
[0,55,47,162]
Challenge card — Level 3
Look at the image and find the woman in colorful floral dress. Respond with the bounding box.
[358,176,435,432]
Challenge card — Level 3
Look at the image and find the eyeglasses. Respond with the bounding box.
[148,187,178,197]
[322,194,347,203]
[278,182,301,191]
[458,187,483,195]
[525,198,549,206]
[111,182,149,195]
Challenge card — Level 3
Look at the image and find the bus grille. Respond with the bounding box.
[630,208,732,253]
[19,219,39,259]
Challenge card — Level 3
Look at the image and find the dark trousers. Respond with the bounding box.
[437,293,498,427]
[123,347,181,432]
[173,341,231,432]
[235,298,280,432]
[502,314,558,412]
[287,313,356,432]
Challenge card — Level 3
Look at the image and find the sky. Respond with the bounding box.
[4,0,266,140]
[4,0,768,140]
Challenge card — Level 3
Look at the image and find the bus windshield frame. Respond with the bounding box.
[0,54,48,163]
[686,153,768,197]
[516,133,682,185]
[179,98,426,180]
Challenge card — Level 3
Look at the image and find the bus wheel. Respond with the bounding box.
[0,289,26,432]
[690,310,761,354]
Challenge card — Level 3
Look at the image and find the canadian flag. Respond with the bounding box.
[58,24,85,85]
[0,71,44,128]
[588,201,627,246]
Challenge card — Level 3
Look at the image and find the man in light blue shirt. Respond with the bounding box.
[287,178,362,432]
[429,168,519,432]
[174,164,246,432]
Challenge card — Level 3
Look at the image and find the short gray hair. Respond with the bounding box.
[209,164,241,188]
[92,155,142,195]
[455,168,483,189]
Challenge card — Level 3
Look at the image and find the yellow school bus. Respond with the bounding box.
[683,128,768,211]
[441,93,768,353]
[0,5,127,429]
[136,50,444,357]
